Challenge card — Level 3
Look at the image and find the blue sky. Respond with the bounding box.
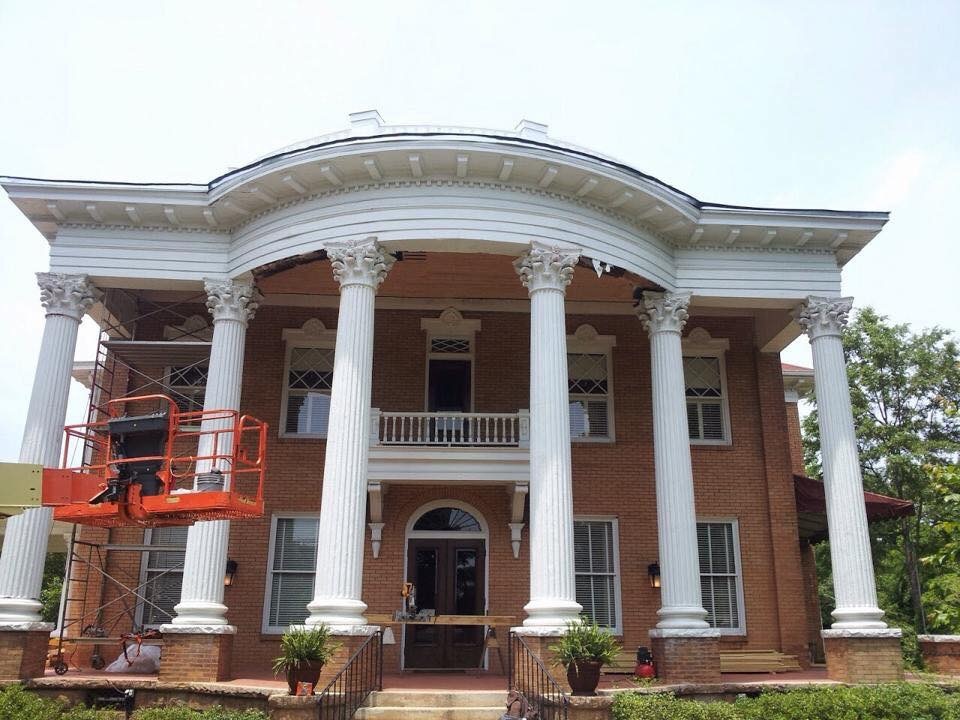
[0,1,957,459]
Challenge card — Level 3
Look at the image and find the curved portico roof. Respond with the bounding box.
[2,110,887,261]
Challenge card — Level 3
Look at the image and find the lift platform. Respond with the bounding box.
[41,394,267,528]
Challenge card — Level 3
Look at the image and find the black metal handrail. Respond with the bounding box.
[316,629,383,720]
[508,632,569,720]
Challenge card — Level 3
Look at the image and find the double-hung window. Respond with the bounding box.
[567,325,617,441]
[681,328,731,444]
[263,515,319,632]
[697,520,745,634]
[281,319,338,437]
[166,364,208,413]
[138,526,187,627]
[573,518,621,633]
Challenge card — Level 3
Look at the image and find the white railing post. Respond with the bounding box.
[369,408,381,446]
[518,409,530,449]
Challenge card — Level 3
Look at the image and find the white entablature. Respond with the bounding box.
[2,112,886,287]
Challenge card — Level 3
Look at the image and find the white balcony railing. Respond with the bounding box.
[370,409,529,448]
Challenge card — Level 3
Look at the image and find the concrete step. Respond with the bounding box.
[355,706,503,720]
[367,690,506,708]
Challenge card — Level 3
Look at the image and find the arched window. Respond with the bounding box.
[413,507,482,533]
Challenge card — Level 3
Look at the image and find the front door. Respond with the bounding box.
[404,538,486,669]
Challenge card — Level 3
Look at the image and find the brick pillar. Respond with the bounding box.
[649,633,721,684]
[755,351,813,666]
[918,635,960,675]
[0,628,50,680]
[822,632,903,683]
[159,631,233,682]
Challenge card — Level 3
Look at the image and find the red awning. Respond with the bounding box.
[794,473,914,526]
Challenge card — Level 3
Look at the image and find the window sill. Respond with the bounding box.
[571,437,615,444]
[278,433,329,440]
[690,440,733,450]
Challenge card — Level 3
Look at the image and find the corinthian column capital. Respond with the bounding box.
[794,296,853,340]
[513,242,581,294]
[637,291,691,335]
[327,238,394,290]
[36,273,99,321]
[204,278,261,325]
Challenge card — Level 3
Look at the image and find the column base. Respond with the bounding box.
[822,629,903,683]
[918,635,960,675]
[521,598,583,630]
[0,624,53,680]
[649,629,721,684]
[159,626,235,682]
[305,597,368,628]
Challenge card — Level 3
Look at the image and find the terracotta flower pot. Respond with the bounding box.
[286,659,325,694]
[566,659,602,696]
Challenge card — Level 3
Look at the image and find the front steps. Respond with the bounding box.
[357,690,505,720]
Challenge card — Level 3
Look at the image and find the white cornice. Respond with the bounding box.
[1,112,888,265]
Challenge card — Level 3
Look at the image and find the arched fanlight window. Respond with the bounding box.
[413,507,482,532]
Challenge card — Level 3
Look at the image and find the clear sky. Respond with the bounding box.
[0,1,957,460]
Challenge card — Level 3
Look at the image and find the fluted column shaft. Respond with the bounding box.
[0,273,97,625]
[307,239,393,630]
[639,292,710,630]
[167,278,259,629]
[515,243,582,630]
[796,296,886,629]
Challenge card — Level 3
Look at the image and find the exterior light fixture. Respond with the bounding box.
[648,562,661,588]
[224,559,238,587]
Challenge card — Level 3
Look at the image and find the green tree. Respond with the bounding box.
[802,307,960,635]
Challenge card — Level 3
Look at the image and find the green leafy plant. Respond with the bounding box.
[548,618,621,668]
[612,683,960,720]
[271,624,341,675]
[132,707,266,720]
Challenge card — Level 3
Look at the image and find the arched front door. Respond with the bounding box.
[404,503,487,670]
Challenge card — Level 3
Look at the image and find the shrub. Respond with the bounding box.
[0,685,118,720]
[132,708,267,720]
[613,684,960,720]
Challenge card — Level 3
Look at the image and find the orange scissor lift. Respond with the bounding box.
[43,394,267,527]
[39,394,267,674]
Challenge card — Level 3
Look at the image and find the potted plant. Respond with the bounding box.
[272,625,341,694]
[549,619,621,696]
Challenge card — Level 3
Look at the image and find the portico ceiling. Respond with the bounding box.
[1,110,887,267]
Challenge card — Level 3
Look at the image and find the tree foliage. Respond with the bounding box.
[802,307,960,640]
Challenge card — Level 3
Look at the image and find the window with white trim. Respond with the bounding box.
[684,356,727,442]
[138,526,187,627]
[264,516,319,631]
[574,518,621,632]
[697,520,745,633]
[568,353,612,440]
[284,347,335,435]
[165,365,208,413]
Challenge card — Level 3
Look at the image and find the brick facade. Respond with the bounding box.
[918,636,960,675]
[72,257,817,682]
[159,632,233,683]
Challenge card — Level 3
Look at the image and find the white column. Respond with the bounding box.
[795,296,887,629]
[638,291,710,630]
[166,278,259,630]
[514,242,583,630]
[0,273,97,625]
[306,238,393,630]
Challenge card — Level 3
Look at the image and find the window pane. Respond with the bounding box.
[569,400,589,438]
[269,573,314,627]
[684,357,722,397]
[286,392,332,435]
[568,353,610,439]
[700,401,724,440]
[697,522,741,630]
[413,507,481,532]
[273,518,319,572]
[142,526,187,627]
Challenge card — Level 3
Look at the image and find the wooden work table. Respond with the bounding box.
[365,613,515,626]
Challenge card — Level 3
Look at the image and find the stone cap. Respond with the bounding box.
[649,628,721,639]
[917,635,960,643]
[821,628,903,639]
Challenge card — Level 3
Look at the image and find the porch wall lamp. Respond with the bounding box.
[224,559,238,587]
[648,562,661,589]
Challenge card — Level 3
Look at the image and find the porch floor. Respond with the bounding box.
[39,666,839,691]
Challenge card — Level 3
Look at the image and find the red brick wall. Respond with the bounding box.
[785,401,806,475]
[86,301,808,679]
